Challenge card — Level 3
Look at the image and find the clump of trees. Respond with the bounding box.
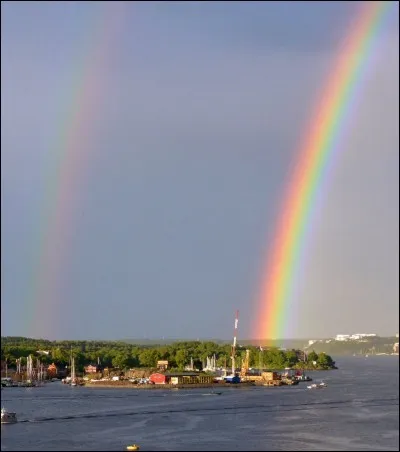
[1,337,336,372]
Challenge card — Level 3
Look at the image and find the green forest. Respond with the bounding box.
[1,337,336,371]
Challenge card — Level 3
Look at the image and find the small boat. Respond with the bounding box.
[307,382,327,390]
[1,407,18,424]
[126,445,140,451]
[294,372,312,382]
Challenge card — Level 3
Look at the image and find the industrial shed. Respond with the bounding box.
[165,372,214,385]
[150,372,214,385]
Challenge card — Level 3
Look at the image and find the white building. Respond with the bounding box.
[350,333,377,340]
[335,334,351,341]
[396,333,399,338]
[335,333,377,341]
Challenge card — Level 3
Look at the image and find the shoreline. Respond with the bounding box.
[83,382,254,389]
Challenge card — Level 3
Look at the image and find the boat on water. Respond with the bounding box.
[307,382,327,390]
[1,407,18,424]
[126,445,140,451]
[294,371,312,382]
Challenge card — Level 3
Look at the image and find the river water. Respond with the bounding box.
[1,356,398,451]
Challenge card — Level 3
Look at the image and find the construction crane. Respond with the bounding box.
[240,349,250,379]
[230,310,239,376]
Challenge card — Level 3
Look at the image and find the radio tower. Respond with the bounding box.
[231,310,239,376]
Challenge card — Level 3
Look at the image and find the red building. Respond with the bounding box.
[149,373,167,384]
[85,364,102,374]
[47,363,58,378]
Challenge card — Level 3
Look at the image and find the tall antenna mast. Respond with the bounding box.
[231,310,239,376]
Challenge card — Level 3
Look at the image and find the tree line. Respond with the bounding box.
[1,337,336,371]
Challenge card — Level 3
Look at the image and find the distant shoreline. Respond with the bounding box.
[84,382,235,389]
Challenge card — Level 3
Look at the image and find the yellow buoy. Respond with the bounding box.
[126,445,140,451]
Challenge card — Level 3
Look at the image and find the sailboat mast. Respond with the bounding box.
[231,310,239,376]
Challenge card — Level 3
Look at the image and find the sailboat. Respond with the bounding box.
[35,359,45,387]
[70,356,77,386]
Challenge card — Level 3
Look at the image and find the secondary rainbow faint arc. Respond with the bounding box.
[255,1,396,340]
[30,2,126,338]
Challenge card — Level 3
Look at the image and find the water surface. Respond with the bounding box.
[1,356,398,451]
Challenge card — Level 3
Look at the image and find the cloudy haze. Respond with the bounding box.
[1,1,398,340]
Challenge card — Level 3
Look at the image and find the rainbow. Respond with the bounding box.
[30,3,126,338]
[255,1,396,341]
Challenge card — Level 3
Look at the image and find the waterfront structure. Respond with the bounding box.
[169,374,214,385]
[47,363,58,378]
[149,373,167,384]
[149,372,214,385]
[156,360,169,371]
[84,364,103,374]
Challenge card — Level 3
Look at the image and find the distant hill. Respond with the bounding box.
[98,336,399,355]
[304,336,398,356]
[120,338,228,345]
[2,336,397,356]
[119,338,310,349]
[0,336,309,348]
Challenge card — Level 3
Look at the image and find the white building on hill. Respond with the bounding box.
[335,334,351,341]
[351,333,376,340]
[335,333,377,341]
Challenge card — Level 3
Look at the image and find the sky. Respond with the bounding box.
[1,1,399,341]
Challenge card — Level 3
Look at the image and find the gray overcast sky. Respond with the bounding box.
[1,1,398,340]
